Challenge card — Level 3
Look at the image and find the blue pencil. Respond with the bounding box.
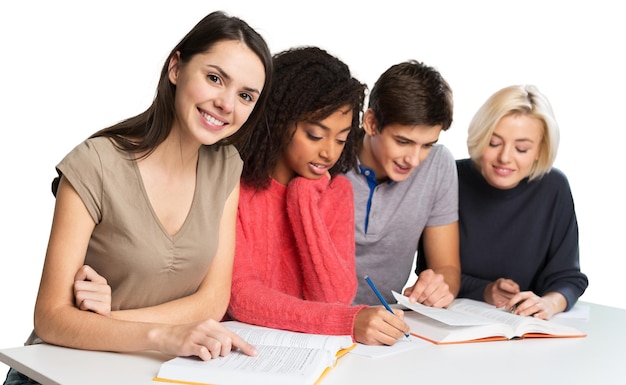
[364,275,410,338]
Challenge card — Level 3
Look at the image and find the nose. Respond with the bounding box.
[404,147,421,168]
[214,90,235,114]
[498,145,512,163]
[320,141,340,162]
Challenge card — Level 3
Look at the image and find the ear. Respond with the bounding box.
[363,109,379,136]
[168,51,181,85]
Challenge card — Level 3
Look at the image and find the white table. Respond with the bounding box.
[1,301,623,385]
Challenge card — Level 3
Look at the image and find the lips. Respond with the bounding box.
[309,162,331,175]
[393,161,412,174]
[492,165,514,176]
[199,109,227,128]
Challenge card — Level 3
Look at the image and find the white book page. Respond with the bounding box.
[229,328,354,356]
[448,299,583,336]
[392,291,492,326]
[225,323,353,352]
[448,299,530,328]
[156,345,331,385]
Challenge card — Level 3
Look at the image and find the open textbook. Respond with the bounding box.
[153,321,355,385]
[392,291,586,344]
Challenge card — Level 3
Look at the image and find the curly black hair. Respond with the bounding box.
[237,46,366,190]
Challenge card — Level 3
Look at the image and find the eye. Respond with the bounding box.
[395,138,410,145]
[239,92,254,102]
[306,131,322,141]
[207,74,222,84]
[488,141,501,148]
[516,147,529,154]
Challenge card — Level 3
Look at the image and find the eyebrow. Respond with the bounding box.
[207,64,261,96]
[492,132,535,144]
[311,121,352,134]
[395,134,439,146]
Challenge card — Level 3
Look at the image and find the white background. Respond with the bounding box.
[1,0,624,373]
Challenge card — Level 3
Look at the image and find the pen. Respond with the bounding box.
[364,275,410,338]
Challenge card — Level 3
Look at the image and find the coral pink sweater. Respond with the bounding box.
[228,175,366,338]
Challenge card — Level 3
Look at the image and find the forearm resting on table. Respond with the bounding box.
[111,289,230,324]
[35,304,164,352]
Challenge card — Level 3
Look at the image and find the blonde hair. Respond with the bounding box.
[467,85,560,181]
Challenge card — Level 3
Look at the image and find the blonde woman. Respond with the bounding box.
[456,85,588,319]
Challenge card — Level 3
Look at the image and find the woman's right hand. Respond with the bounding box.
[152,319,258,360]
[353,306,410,346]
[484,278,520,308]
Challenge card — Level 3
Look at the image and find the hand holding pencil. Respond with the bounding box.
[351,275,411,345]
[364,275,410,338]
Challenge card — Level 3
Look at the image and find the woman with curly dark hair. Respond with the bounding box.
[228,46,411,345]
[238,46,362,189]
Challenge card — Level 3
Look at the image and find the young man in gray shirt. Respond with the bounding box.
[344,60,460,309]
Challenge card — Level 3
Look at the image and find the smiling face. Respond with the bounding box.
[168,39,266,146]
[360,109,442,183]
[479,113,544,189]
[272,106,353,185]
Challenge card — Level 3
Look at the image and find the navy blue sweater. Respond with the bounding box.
[456,158,588,311]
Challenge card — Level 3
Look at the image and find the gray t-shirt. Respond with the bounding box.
[345,144,458,305]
